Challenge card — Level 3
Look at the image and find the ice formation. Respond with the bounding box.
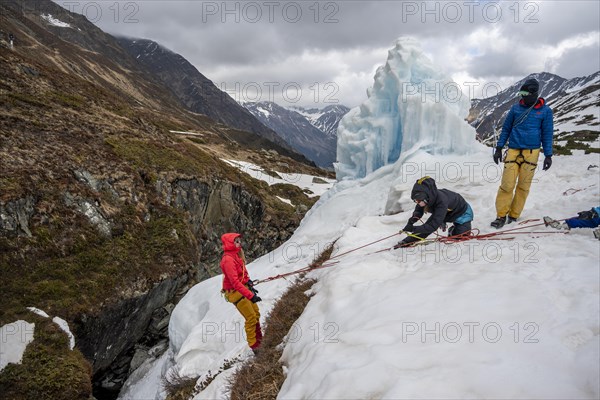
[335,37,477,180]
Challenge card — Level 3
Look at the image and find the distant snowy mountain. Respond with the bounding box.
[243,102,347,169]
[468,71,600,146]
[290,104,350,137]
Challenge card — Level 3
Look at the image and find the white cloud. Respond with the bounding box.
[54,0,600,107]
[203,46,388,107]
[544,32,600,76]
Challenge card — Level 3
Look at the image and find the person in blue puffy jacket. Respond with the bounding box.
[543,206,600,240]
[491,77,554,229]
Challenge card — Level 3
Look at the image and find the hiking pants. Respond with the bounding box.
[449,221,472,237]
[449,203,474,237]
[566,217,600,229]
[495,148,540,219]
[226,290,262,349]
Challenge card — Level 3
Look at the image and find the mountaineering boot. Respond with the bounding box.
[507,216,517,224]
[491,216,506,229]
[543,216,569,230]
[250,340,261,356]
[255,323,263,348]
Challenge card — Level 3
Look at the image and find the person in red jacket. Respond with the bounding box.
[220,232,263,354]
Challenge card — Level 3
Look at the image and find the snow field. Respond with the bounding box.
[120,35,599,400]
[220,159,335,198]
[120,153,599,400]
[277,151,599,399]
[120,151,598,400]
[0,321,35,372]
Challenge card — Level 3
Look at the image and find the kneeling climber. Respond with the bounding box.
[395,176,474,248]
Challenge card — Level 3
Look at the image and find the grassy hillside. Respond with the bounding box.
[0,4,331,397]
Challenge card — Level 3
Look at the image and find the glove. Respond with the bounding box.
[542,156,552,171]
[249,286,259,296]
[440,222,447,232]
[246,279,254,287]
[493,147,502,165]
[577,210,595,220]
[393,241,411,249]
[251,295,262,303]
[402,215,420,232]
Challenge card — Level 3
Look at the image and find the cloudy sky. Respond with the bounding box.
[55,0,600,108]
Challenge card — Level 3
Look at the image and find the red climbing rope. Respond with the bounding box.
[434,219,570,244]
[254,232,403,285]
[253,260,340,285]
[328,232,401,260]
[562,184,597,196]
[253,218,569,285]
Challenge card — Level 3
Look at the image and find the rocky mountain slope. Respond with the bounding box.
[116,37,302,157]
[468,71,600,153]
[0,1,328,399]
[243,102,349,168]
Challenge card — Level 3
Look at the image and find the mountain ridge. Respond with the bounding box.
[290,104,351,137]
[468,71,600,149]
[115,37,307,160]
[243,101,349,168]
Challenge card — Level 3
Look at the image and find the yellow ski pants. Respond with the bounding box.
[226,290,261,348]
[495,148,540,219]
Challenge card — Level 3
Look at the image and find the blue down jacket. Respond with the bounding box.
[497,98,554,157]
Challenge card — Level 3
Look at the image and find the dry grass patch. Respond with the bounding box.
[228,244,334,400]
[163,367,199,400]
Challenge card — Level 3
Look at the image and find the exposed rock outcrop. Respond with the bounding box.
[0,1,320,399]
[0,196,36,237]
[74,274,190,398]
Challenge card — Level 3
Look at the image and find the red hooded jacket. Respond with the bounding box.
[220,233,255,300]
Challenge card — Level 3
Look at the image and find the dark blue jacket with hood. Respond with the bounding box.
[401,177,469,244]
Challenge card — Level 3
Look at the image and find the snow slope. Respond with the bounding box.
[278,155,600,400]
[120,35,599,400]
[121,149,600,400]
[0,320,35,372]
[220,159,335,197]
[41,14,72,28]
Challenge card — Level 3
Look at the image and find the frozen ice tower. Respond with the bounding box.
[335,37,477,180]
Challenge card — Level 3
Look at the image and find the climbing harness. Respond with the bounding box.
[504,149,538,168]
